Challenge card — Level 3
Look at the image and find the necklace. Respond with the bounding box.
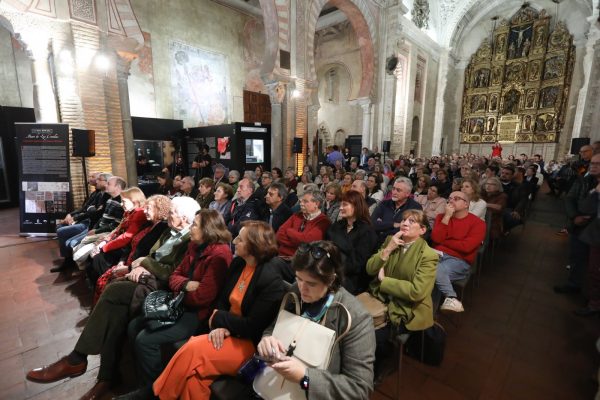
[237,265,254,292]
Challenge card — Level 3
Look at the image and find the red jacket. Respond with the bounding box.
[276,212,331,257]
[431,213,486,264]
[169,242,233,321]
[102,208,148,253]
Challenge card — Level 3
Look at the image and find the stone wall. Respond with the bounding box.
[129,0,250,126]
[0,28,32,108]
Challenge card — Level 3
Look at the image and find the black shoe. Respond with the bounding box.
[573,307,600,317]
[553,284,581,294]
[112,386,156,400]
[50,258,75,273]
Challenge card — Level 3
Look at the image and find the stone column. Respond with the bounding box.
[431,49,449,156]
[356,97,372,148]
[116,52,138,187]
[266,81,285,170]
[28,41,59,122]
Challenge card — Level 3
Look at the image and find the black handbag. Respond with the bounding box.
[142,244,207,331]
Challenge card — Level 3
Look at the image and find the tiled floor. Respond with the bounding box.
[0,190,598,400]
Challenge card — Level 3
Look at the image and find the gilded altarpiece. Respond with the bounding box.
[460,7,575,144]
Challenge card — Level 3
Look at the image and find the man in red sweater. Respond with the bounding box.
[276,190,331,280]
[431,191,486,312]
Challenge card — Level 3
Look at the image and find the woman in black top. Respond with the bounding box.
[326,190,377,294]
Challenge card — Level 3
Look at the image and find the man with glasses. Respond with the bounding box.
[276,190,331,262]
[371,177,422,247]
[431,191,486,312]
[227,178,259,237]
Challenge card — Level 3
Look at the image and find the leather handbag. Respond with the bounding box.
[356,292,388,329]
[142,290,185,331]
[253,292,352,400]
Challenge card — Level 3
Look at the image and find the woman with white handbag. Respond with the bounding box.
[256,241,376,400]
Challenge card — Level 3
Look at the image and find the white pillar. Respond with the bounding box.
[267,81,285,170]
[431,49,449,155]
[28,42,59,122]
[357,97,372,148]
[116,52,138,186]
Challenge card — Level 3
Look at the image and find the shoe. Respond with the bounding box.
[112,386,156,400]
[80,380,112,400]
[50,258,75,273]
[26,356,87,383]
[553,284,581,294]
[440,297,464,312]
[574,307,600,317]
[555,228,568,236]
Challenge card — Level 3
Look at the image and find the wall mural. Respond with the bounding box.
[170,41,230,128]
[460,6,575,144]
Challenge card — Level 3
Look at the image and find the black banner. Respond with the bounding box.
[16,123,71,236]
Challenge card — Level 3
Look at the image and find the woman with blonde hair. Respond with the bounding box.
[462,178,487,220]
[153,220,286,399]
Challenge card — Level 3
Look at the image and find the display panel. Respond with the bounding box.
[245,139,264,164]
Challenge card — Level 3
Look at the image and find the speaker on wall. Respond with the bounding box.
[570,137,590,155]
[72,129,96,157]
[292,137,303,154]
[382,140,391,153]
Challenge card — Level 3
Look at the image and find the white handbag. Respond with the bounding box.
[253,292,352,400]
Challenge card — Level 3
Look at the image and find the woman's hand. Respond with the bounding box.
[271,356,306,383]
[207,328,230,350]
[381,230,404,260]
[185,280,200,292]
[378,267,386,282]
[112,264,129,277]
[126,266,150,282]
[257,336,287,362]
[130,257,145,269]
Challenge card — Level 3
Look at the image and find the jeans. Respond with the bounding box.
[56,221,89,257]
[434,253,471,300]
[66,229,89,251]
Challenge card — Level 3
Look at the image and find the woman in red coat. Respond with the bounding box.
[491,141,503,158]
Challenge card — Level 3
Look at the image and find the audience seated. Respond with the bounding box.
[120,209,233,399]
[326,190,377,294]
[264,182,293,232]
[276,190,331,262]
[195,178,215,209]
[415,183,447,229]
[431,191,486,313]
[351,179,378,215]
[322,182,342,222]
[481,177,507,240]
[413,174,431,196]
[500,165,528,232]
[208,182,234,224]
[371,177,422,247]
[367,173,384,203]
[257,241,376,400]
[227,170,240,194]
[153,221,285,399]
[461,178,487,220]
[26,197,200,400]
[227,178,260,237]
[366,209,438,379]
[180,176,198,198]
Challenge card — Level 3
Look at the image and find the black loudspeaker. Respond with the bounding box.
[570,137,590,155]
[292,137,303,153]
[72,129,96,157]
[382,140,391,153]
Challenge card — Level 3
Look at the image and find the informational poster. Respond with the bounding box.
[16,123,71,236]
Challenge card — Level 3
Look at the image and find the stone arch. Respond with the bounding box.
[334,128,346,145]
[306,0,376,99]
[316,61,354,103]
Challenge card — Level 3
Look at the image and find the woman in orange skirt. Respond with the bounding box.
[153,220,285,399]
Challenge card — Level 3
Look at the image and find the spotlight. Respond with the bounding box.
[94,53,110,71]
[292,89,301,98]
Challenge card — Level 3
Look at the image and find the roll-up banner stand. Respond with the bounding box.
[16,123,71,236]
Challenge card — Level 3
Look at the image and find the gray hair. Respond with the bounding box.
[228,170,240,179]
[171,196,200,224]
[394,176,413,192]
[98,173,113,182]
[485,176,503,193]
[355,169,366,179]
[243,170,257,182]
[181,176,195,186]
[303,190,324,207]
[214,163,226,172]
[303,183,319,192]
[268,182,288,199]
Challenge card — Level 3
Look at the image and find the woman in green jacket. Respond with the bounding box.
[366,209,438,376]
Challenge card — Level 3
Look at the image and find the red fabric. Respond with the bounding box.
[431,213,486,264]
[491,144,502,158]
[169,243,233,321]
[102,208,148,253]
[276,212,331,257]
[93,265,127,306]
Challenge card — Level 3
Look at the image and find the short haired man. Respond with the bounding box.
[276,190,331,265]
[432,191,486,312]
[227,178,259,237]
[265,182,292,232]
[326,145,344,167]
[180,176,198,199]
[500,166,528,231]
[351,179,377,215]
[192,144,212,182]
[371,177,422,245]
[212,164,227,187]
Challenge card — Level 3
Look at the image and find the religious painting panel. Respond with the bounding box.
[470,95,487,113]
[495,34,507,56]
[528,60,541,81]
[502,89,521,115]
[472,68,490,88]
[524,89,536,109]
[507,24,533,60]
[487,117,496,133]
[505,62,526,83]
[543,56,565,80]
[489,93,499,111]
[468,118,485,135]
[522,114,533,131]
[539,86,559,109]
[491,66,503,86]
[534,113,555,132]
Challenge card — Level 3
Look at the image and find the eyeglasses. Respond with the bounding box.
[448,196,467,202]
[297,243,330,259]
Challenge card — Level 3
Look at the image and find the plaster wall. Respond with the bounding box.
[0,28,32,108]
[419,57,438,157]
[129,0,249,126]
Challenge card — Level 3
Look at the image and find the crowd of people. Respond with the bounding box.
[25,140,600,400]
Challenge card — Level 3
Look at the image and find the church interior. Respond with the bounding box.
[0,0,599,399]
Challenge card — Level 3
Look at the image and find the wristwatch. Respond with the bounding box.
[300,373,309,397]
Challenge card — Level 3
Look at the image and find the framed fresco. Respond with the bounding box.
[169,41,231,128]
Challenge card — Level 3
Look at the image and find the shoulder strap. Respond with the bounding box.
[329,301,352,346]
[279,291,301,315]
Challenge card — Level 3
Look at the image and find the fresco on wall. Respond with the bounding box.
[170,41,230,127]
[243,19,266,93]
[129,32,156,118]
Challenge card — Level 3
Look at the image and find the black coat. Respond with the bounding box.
[227,195,260,237]
[326,219,377,294]
[270,203,293,233]
[211,256,286,345]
